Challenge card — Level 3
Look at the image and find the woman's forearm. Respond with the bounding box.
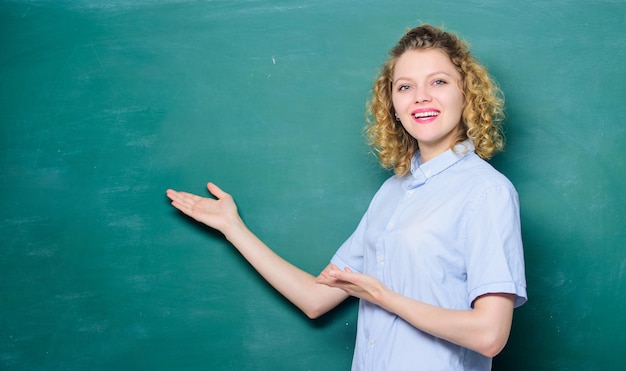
[223,220,348,319]
[380,289,515,357]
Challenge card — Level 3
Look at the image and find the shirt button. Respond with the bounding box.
[370,339,376,346]
[407,190,414,197]
[387,222,394,229]
[377,255,385,264]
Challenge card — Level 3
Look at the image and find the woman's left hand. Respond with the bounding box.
[315,264,387,306]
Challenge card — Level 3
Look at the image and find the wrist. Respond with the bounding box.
[221,215,248,242]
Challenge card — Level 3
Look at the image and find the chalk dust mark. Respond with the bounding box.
[91,44,106,73]
[27,247,57,258]
[22,6,30,17]
[78,321,109,334]
[56,292,95,301]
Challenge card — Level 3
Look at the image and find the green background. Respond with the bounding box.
[1,1,624,370]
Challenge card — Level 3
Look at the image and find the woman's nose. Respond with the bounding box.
[414,86,431,103]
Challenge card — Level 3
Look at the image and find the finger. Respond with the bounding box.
[207,182,228,199]
[327,264,342,274]
[177,191,203,203]
[165,189,178,200]
[315,275,330,285]
[166,190,191,210]
[328,264,349,278]
[168,192,204,214]
[316,275,347,289]
[169,197,194,215]
[317,266,336,282]
[317,266,347,286]
[330,270,359,286]
[169,192,197,210]
[166,189,193,203]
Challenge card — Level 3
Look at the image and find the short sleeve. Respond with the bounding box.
[464,183,527,308]
[330,212,367,273]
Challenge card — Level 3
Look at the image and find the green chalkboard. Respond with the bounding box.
[1,1,624,370]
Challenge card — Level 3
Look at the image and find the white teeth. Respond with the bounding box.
[413,111,439,118]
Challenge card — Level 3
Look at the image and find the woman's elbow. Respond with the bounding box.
[472,293,516,357]
[305,310,322,320]
[302,302,331,320]
[301,288,348,320]
[476,329,510,358]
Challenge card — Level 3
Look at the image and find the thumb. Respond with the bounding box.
[207,182,228,199]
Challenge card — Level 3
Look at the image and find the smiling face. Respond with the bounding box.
[391,48,465,163]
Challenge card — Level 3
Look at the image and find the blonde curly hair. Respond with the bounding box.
[366,24,505,176]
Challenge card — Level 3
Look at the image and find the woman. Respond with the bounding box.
[167,24,527,370]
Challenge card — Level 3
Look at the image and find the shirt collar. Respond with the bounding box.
[406,140,475,189]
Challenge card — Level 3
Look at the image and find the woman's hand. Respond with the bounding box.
[316,264,388,306]
[166,182,240,234]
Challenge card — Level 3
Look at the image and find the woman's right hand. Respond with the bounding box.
[166,182,240,234]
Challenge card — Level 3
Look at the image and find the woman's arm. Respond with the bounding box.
[166,182,349,319]
[317,264,515,357]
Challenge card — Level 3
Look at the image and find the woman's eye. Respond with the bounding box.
[433,79,447,86]
[398,85,412,91]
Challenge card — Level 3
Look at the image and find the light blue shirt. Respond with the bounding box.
[331,141,527,371]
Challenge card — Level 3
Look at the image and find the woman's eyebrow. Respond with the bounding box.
[392,71,456,85]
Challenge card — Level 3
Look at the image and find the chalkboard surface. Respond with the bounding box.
[1,1,624,370]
